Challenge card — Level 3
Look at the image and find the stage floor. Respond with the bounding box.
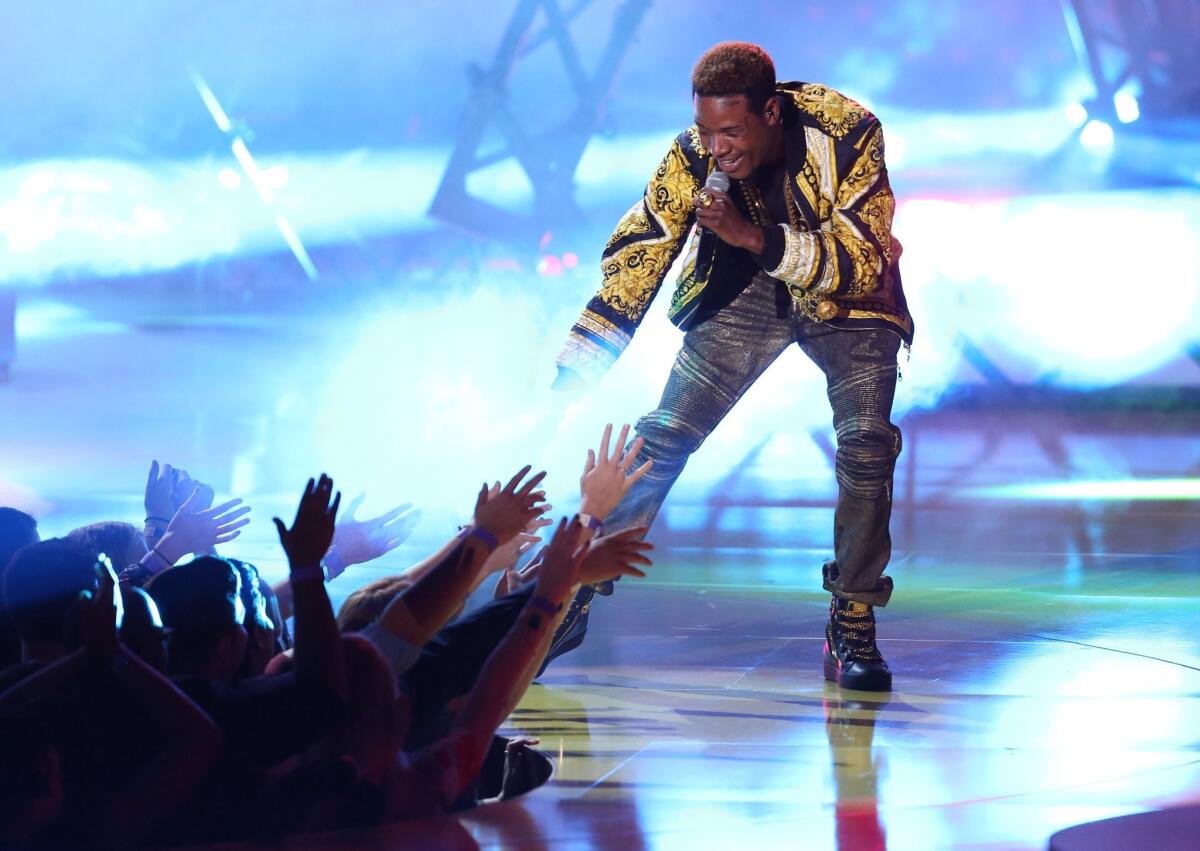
[455,539,1200,850]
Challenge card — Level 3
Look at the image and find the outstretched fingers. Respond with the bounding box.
[503,465,534,494]
[626,458,654,487]
[610,424,631,464]
[516,470,547,500]
[619,436,645,471]
[597,423,613,465]
[373,503,414,526]
[344,493,366,521]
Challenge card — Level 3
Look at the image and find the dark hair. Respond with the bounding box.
[337,575,413,633]
[0,507,39,570]
[1,539,97,646]
[226,559,274,632]
[66,521,144,570]
[691,41,777,113]
[145,556,243,675]
[119,584,169,671]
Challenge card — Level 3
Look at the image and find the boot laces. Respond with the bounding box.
[831,602,882,663]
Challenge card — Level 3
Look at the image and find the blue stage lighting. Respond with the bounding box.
[1079,119,1114,150]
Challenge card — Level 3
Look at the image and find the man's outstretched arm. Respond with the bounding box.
[556,133,703,386]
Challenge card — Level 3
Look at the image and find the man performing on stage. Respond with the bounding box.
[550,42,913,691]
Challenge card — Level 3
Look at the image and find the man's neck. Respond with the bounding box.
[763,127,786,166]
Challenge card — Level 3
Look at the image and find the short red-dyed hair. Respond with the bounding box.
[692,42,777,113]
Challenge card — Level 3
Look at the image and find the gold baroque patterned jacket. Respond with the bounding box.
[556,81,914,383]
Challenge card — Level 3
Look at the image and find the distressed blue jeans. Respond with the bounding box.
[605,270,902,606]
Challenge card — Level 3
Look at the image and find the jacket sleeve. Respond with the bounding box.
[759,119,897,299]
[556,135,700,383]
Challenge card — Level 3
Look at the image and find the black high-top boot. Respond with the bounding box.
[823,596,892,692]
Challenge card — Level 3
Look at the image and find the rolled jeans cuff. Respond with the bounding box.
[823,562,894,607]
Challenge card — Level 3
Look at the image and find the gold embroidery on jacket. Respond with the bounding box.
[598,139,697,322]
[577,309,632,349]
[792,83,868,139]
[605,201,651,250]
[842,308,914,336]
[836,125,885,210]
[828,123,888,295]
[856,188,895,267]
[807,128,837,218]
[830,213,879,296]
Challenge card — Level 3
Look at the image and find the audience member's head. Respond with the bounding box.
[119,584,170,673]
[0,508,39,668]
[145,556,246,683]
[2,539,98,660]
[226,559,276,679]
[257,571,290,652]
[66,521,146,571]
[0,508,39,571]
[336,575,413,633]
[335,634,405,780]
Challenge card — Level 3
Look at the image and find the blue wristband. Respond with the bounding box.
[323,549,346,581]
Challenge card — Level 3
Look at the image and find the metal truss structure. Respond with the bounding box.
[429,0,651,247]
[1063,0,1200,124]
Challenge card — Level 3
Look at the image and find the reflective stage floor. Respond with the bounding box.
[455,540,1200,850]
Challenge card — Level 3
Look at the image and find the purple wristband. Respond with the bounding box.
[290,564,323,584]
[461,526,499,552]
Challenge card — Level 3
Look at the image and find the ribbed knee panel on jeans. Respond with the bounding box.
[829,362,902,500]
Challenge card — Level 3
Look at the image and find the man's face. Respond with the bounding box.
[693,94,781,181]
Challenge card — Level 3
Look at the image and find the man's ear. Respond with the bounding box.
[764,95,782,126]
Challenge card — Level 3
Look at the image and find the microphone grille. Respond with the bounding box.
[706,170,731,192]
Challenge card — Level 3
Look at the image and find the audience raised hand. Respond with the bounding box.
[326,495,421,580]
[579,423,653,522]
[272,493,422,624]
[1,433,664,841]
[143,461,216,548]
[473,466,549,548]
[127,478,251,584]
[273,474,345,698]
[578,526,653,586]
[488,511,554,597]
[369,466,550,655]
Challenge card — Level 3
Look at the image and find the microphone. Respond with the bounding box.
[697,170,731,215]
[694,169,731,283]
